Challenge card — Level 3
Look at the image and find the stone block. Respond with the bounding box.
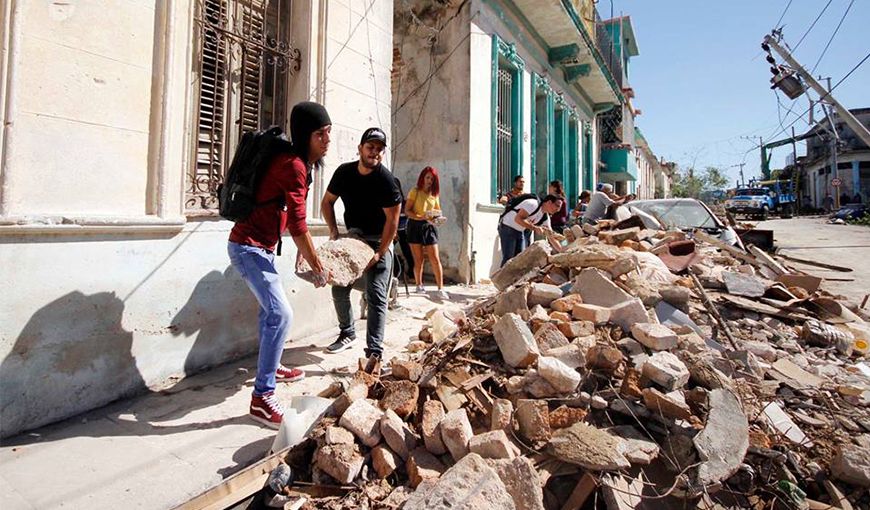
[314,443,364,484]
[379,380,419,419]
[609,298,649,331]
[550,294,583,312]
[547,422,630,470]
[599,226,641,245]
[642,388,692,420]
[491,398,514,432]
[609,425,661,465]
[631,323,678,351]
[549,310,572,322]
[642,352,690,391]
[324,426,355,445]
[516,399,551,443]
[831,445,870,488]
[537,356,582,393]
[440,408,474,461]
[533,322,570,351]
[692,389,749,492]
[660,286,691,307]
[528,283,563,307]
[469,430,517,459]
[489,456,546,510]
[494,284,530,317]
[543,343,586,369]
[574,268,633,307]
[528,304,549,322]
[381,408,418,460]
[493,313,540,368]
[572,303,611,325]
[339,399,383,447]
[406,447,445,488]
[372,445,400,478]
[557,320,595,339]
[586,344,624,371]
[548,405,587,429]
[297,237,374,287]
[491,241,550,291]
[403,453,515,510]
[421,399,448,455]
[525,372,560,398]
[391,357,423,382]
[332,382,369,416]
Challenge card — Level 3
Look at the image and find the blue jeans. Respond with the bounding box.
[331,239,393,358]
[499,223,527,267]
[227,242,293,396]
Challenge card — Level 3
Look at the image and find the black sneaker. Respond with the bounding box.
[326,333,358,354]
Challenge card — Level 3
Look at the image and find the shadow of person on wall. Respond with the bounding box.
[1,291,147,439]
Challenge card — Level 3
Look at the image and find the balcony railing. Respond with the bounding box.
[594,11,623,90]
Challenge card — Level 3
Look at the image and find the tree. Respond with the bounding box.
[671,165,729,199]
[702,166,729,192]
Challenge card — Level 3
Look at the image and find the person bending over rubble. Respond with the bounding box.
[321,127,402,359]
[405,166,448,299]
[227,102,331,429]
[498,194,563,267]
[581,183,633,224]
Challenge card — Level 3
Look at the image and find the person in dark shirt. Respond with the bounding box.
[548,180,568,233]
[321,127,402,359]
[227,101,331,429]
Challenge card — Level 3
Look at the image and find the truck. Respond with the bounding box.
[724,179,796,220]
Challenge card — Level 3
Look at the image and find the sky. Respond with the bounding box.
[608,0,870,186]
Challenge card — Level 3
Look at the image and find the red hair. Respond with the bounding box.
[415,166,440,197]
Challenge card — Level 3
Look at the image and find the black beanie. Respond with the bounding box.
[290,101,331,160]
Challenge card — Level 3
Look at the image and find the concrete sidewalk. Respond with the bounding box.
[0,284,493,510]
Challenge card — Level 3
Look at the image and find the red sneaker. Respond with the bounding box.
[276,365,305,382]
[250,392,284,429]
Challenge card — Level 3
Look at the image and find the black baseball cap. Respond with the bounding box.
[360,127,387,146]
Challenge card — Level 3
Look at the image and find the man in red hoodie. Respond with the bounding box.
[227,102,331,428]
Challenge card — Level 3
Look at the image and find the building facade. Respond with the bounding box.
[391,0,624,283]
[0,0,394,437]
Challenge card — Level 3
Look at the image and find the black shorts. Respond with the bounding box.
[407,219,438,245]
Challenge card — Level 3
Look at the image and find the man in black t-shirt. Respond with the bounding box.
[321,127,402,359]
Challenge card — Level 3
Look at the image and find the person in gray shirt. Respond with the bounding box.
[582,183,633,224]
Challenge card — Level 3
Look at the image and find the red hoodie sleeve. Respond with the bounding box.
[276,156,309,236]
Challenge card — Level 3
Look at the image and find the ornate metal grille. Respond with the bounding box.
[188,0,301,213]
[598,105,622,145]
[496,67,514,197]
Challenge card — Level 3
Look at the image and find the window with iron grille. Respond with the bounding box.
[188,0,300,214]
[491,35,524,203]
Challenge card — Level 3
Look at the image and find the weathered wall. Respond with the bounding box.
[0,0,393,437]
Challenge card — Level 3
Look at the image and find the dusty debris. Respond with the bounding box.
[262,215,870,510]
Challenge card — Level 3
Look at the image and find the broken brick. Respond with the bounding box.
[440,408,474,461]
[339,399,383,447]
[379,380,419,419]
[493,313,540,368]
[516,399,551,443]
[533,322,570,351]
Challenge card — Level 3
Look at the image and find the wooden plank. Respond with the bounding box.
[776,252,853,272]
[776,273,822,293]
[747,244,788,275]
[693,230,761,267]
[823,479,854,510]
[560,472,597,510]
[174,446,290,510]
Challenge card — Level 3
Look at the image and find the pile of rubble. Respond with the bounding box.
[267,220,870,510]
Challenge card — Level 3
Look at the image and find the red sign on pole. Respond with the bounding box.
[831,177,842,187]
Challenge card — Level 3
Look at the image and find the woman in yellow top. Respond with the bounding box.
[405,166,447,299]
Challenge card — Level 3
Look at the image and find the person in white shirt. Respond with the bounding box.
[498,194,563,266]
[582,183,633,224]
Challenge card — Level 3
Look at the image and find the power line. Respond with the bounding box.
[810,0,855,74]
[774,0,793,29]
[791,0,833,52]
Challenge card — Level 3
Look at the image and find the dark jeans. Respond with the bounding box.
[499,223,527,267]
[331,237,393,358]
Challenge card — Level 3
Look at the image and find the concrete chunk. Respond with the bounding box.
[440,408,474,461]
[692,389,749,493]
[372,444,400,478]
[314,443,364,484]
[544,343,586,369]
[831,445,870,487]
[403,453,515,510]
[516,399,551,443]
[533,322,570,351]
[587,344,624,371]
[550,294,583,312]
[379,380,419,419]
[574,268,633,307]
[324,426,355,445]
[609,298,649,331]
[572,303,611,324]
[491,398,514,433]
[406,447,445,488]
[547,422,631,470]
[491,241,550,290]
[642,352,690,391]
[421,400,447,455]
[391,357,423,381]
[469,430,517,459]
[489,456,546,510]
[599,227,641,245]
[528,282,563,307]
[494,284,530,317]
[493,313,540,368]
[642,388,692,420]
[631,323,678,351]
[298,237,374,287]
[381,408,418,460]
[537,356,582,393]
[557,320,595,339]
[338,399,383,447]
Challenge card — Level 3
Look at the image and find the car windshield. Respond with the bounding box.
[630,201,718,229]
[735,188,768,196]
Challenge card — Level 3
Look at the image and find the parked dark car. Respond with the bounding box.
[832,203,868,221]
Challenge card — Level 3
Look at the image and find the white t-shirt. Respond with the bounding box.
[582,191,615,222]
[501,198,551,232]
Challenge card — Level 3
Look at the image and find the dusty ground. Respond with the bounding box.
[0,284,494,510]
[757,216,870,306]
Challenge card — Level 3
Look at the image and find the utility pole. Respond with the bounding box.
[764,35,870,149]
[730,163,746,187]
